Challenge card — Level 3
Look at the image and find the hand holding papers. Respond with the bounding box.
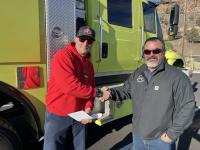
[90,113,103,119]
[68,110,102,122]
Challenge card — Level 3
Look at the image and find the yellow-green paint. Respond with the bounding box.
[0,0,46,131]
[88,0,142,73]
[165,49,184,66]
[0,0,40,62]
[95,120,102,126]
[165,41,184,66]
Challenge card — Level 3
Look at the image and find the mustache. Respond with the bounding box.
[146,56,158,60]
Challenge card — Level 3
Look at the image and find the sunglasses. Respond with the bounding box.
[79,37,94,44]
[143,48,162,55]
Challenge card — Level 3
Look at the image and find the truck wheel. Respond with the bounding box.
[0,118,23,150]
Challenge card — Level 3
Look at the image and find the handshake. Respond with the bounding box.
[96,87,111,102]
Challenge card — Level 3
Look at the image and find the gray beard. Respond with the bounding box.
[145,60,161,68]
[82,52,87,56]
[81,49,88,56]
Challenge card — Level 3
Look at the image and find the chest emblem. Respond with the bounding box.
[154,86,159,91]
[136,75,144,82]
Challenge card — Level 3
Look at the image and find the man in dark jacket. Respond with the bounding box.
[100,37,195,150]
[43,26,97,150]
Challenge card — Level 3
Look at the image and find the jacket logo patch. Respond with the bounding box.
[154,86,159,91]
[137,75,144,82]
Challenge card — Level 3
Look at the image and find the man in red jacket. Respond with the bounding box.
[43,26,98,150]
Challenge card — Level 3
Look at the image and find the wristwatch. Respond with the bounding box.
[96,89,103,97]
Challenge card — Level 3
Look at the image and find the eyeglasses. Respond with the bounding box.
[143,48,162,55]
[79,37,94,44]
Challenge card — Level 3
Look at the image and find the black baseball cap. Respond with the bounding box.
[76,26,95,41]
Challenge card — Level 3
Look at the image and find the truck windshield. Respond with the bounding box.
[156,11,163,39]
[143,3,156,33]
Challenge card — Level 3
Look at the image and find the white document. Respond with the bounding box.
[68,110,102,122]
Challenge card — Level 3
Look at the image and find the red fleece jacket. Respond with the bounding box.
[46,42,96,116]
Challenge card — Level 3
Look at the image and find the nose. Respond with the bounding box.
[149,52,154,56]
[81,40,87,46]
[82,40,90,49]
[83,40,89,45]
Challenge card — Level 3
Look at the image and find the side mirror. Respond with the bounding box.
[168,4,179,39]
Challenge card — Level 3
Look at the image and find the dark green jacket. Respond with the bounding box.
[111,59,195,140]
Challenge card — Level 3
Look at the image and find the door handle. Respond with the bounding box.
[102,42,108,58]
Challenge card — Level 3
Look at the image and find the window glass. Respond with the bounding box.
[143,3,156,33]
[156,11,163,39]
[107,0,132,28]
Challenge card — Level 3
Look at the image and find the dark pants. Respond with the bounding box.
[43,111,86,150]
[132,134,176,150]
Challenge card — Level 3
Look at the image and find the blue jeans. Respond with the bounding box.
[132,134,176,150]
[43,111,86,150]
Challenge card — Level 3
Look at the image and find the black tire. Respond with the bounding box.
[173,59,184,68]
[0,118,23,150]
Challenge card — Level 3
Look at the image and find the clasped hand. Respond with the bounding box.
[81,87,111,124]
[98,86,111,102]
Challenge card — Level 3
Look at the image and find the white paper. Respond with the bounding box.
[68,110,102,122]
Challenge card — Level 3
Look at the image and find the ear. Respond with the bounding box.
[142,46,144,58]
[142,52,144,58]
[162,50,166,56]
